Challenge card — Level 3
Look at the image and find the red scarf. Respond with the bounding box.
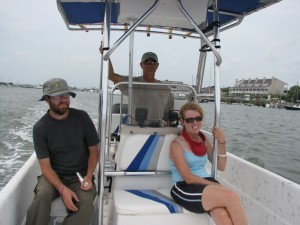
[182,129,206,156]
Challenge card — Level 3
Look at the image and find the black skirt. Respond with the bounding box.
[170,177,219,214]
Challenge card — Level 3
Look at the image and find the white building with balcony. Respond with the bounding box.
[229,77,287,95]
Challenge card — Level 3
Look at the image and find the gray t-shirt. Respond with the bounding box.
[33,108,99,176]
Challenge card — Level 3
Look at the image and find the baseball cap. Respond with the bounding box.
[39,78,76,101]
[141,52,158,63]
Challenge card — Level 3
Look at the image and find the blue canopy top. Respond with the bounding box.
[57,0,281,35]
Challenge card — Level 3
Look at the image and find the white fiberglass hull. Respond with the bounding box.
[0,151,299,225]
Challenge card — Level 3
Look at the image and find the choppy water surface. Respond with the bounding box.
[0,86,299,190]
[200,102,300,184]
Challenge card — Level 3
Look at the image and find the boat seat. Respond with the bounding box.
[114,189,183,215]
[112,126,211,225]
[48,194,98,225]
[116,132,176,172]
[111,113,128,134]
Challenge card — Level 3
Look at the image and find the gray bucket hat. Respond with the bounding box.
[39,78,76,101]
[141,52,158,63]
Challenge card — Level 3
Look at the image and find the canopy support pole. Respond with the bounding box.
[177,0,222,66]
[196,39,207,94]
[103,0,159,61]
[127,19,135,123]
[211,0,221,179]
[97,0,112,224]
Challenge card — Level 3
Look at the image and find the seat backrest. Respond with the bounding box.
[116,126,182,172]
[111,113,128,134]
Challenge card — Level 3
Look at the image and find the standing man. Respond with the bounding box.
[109,52,174,123]
[26,78,99,225]
[109,52,161,83]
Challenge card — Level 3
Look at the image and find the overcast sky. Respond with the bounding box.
[0,0,299,89]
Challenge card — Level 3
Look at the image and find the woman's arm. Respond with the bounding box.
[206,127,227,171]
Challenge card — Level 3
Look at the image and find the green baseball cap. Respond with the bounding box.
[39,78,76,101]
[141,52,158,63]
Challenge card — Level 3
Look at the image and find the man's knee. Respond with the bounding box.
[34,176,58,203]
[77,189,96,209]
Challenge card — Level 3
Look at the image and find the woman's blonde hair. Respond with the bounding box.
[179,102,204,119]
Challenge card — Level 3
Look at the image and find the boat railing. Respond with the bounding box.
[107,82,197,164]
[105,171,171,176]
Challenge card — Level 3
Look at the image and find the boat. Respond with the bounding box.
[286,86,300,110]
[1,0,300,225]
[285,103,300,110]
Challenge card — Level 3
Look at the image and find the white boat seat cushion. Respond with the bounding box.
[114,189,185,215]
[50,197,67,218]
[49,194,98,225]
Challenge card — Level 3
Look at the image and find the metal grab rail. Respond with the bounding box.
[103,0,160,60]
[177,0,222,66]
[97,1,112,225]
[211,0,221,179]
[105,171,171,176]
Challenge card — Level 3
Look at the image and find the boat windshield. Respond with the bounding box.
[110,82,196,128]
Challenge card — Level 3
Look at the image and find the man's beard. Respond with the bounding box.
[49,101,69,116]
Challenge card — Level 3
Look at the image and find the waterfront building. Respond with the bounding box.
[229,77,288,96]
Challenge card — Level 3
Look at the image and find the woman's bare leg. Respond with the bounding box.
[210,207,233,225]
[202,185,248,225]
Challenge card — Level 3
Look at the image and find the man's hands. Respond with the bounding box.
[81,176,93,191]
[61,186,80,212]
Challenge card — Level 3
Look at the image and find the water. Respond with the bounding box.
[200,102,300,184]
[0,87,299,191]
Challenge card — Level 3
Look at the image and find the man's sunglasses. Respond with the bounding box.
[143,61,158,66]
[184,116,203,123]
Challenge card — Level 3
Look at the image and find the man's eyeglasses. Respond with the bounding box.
[184,116,203,123]
[143,61,158,66]
[50,93,70,100]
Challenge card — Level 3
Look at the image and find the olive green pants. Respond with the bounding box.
[25,175,97,225]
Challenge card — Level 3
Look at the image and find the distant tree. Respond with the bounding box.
[286,85,300,102]
[221,87,229,93]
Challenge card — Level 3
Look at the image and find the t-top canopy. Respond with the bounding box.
[57,0,281,35]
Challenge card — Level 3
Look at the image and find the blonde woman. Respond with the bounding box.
[170,102,248,225]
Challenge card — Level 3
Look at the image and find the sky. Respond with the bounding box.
[0,0,299,89]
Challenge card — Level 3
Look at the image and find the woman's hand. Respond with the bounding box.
[212,126,226,144]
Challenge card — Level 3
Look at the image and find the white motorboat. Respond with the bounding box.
[1,1,299,225]
[285,104,300,110]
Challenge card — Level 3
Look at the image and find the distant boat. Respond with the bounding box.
[113,89,121,95]
[285,104,300,110]
[34,85,43,89]
[199,99,208,103]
